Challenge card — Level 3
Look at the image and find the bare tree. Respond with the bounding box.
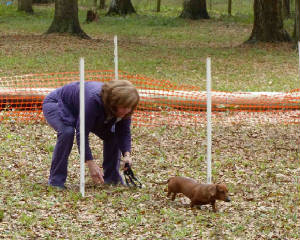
[293,0,299,43]
[100,0,106,9]
[94,0,105,9]
[282,0,290,18]
[179,0,209,20]
[33,0,54,3]
[106,0,136,16]
[46,0,89,39]
[157,0,161,12]
[228,0,232,16]
[247,0,290,43]
[18,0,33,13]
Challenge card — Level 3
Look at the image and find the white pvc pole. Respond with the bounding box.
[206,57,212,184]
[80,58,85,197]
[114,35,118,81]
[298,42,300,150]
[298,42,300,75]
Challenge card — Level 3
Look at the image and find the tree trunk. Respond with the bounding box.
[179,0,209,20]
[18,0,33,13]
[156,0,161,12]
[106,0,136,16]
[293,0,299,43]
[228,0,232,16]
[246,0,291,43]
[100,0,105,9]
[33,0,54,3]
[46,0,89,39]
[282,0,290,18]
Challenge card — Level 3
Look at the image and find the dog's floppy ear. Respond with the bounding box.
[216,184,227,193]
[208,185,217,197]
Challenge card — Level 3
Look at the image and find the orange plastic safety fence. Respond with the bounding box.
[0,70,299,126]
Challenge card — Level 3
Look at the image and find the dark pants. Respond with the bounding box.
[43,101,123,187]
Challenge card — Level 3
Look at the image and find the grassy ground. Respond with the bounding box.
[0,1,299,91]
[0,1,299,239]
[0,122,299,239]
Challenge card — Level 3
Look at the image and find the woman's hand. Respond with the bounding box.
[121,152,132,170]
[86,160,104,184]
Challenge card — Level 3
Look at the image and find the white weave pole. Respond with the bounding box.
[114,35,118,81]
[80,58,85,197]
[298,42,300,150]
[298,42,300,76]
[206,57,212,184]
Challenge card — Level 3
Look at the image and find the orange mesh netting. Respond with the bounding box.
[0,70,299,126]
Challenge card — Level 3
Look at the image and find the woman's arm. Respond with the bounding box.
[116,118,133,168]
[115,118,132,155]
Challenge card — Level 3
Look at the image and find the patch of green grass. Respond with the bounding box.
[0,209,4,222]
[41,215,55,228]
[19,212,37,227]
[94,191,108,201]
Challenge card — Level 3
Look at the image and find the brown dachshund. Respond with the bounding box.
[153,176,231,212]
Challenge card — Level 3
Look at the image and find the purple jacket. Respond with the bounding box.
[44,81,132,161]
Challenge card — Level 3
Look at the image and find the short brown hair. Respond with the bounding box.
[101,80,140,118]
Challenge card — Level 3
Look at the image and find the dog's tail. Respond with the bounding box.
[150,179,170,185]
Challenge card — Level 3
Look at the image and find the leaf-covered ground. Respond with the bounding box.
[0,120,299,239]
